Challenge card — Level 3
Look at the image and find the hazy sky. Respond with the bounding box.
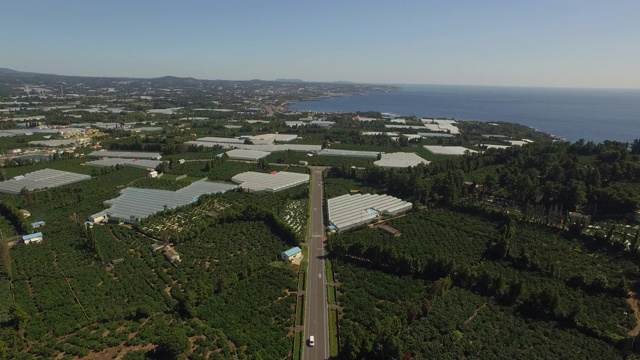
[1,1,639,88]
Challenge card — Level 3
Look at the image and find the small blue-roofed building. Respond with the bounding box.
[281,246,303,262]
[22,232,43,244]
[31,221,46,228]
[215,153,224,158]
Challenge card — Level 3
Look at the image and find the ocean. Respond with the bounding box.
[288,84,640,143]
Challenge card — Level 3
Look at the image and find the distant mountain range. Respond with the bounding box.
[274,78,305,83]
[0,68,20,74]
[0,68,361,86]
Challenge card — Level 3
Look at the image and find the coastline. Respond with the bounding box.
[280,85,639,143]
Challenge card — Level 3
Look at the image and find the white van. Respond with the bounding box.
[308,335,315,347]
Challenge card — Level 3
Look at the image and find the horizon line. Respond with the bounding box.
[2,67,640,91]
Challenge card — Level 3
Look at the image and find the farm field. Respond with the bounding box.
[0,216,299,359]
[327,209,638,359]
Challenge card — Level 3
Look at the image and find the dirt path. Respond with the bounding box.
[626,291,640,336]
[81,343,156,360]
[465,303,488,325]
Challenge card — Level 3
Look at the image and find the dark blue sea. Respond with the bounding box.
[289,84,640,143]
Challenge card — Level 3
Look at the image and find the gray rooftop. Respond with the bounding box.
[423,145,477,156]
[185,141,321,152]
[231,171,309,193]
[318,149,380,159]
[0,168,91,195]
[88,150,162,160]
[226,149,271,161]
[327,194,412,232]
[374,152,430,168]
[86,158,161,170]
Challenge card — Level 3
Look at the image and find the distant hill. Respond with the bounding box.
[275,78,305,83]
[152,75,196,81]
[0,68,19,74]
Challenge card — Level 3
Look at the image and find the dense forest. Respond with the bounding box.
[324,139,640,359]
[331,139,640,220]
[327,208,639,359]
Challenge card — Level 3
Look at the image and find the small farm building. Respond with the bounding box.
[22,232,43,244]
[164,247,181,262]
[31,221,46,228]
[281,247,302,262]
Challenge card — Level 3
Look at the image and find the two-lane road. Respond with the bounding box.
[304,167,329,360]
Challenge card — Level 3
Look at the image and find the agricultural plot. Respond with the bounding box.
[140,183,309,243]
[2,214,299,358]
[175,220,298,357]
[281,199,308,239]
[328,209,638,359]
[334,260,625,360]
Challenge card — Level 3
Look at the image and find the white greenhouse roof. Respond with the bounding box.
[197,137,245,144]
[327,194,412,232]
[226,149,271,161]
[99,180,237,221]
[420,119,460,134]
[362,131,399,136]
[231,171,309,193]
[318,149,379,159]
[374,152,430,168]
[147,107,182,115]
[88,150,162,160]
[0,168,91,195]
[185,141,321,152]
[423,145,477,156]
[86,158,161,169]
[385,124,428,130]
[484,144,510,150]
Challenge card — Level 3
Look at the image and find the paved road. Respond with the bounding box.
[304,167,329,360]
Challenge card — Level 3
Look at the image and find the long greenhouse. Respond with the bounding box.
[327,193,412,232]
[231,171,309,192]
[0,168,92,195]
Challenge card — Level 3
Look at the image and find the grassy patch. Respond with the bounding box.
[328,309,339,357]
[296,295,304,325]
[293,331,303,360]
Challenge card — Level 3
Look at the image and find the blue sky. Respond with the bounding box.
[1,1,639,88]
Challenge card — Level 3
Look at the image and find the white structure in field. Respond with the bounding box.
[374,152,430,168]
[0,169,91,195]
[87,150,162,160]
[281,247,303,262]
[327,194,412,232]
[92,180,237,222]
[232,171,309,193]
[226,149,271,161]
[22,232,43,244]
[423,145,477,156]
[318,149,380,159]
[86,158,161,170]
[420,119,460,134]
